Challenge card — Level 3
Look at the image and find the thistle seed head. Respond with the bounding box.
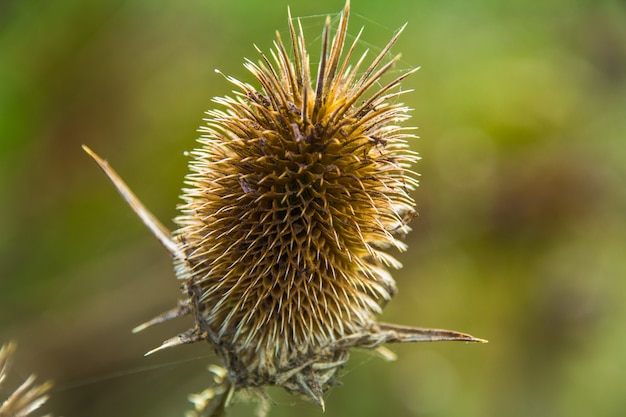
[83,1,485,413]
[176,0,416,400]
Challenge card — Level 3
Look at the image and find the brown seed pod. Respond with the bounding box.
[84,1,485,414]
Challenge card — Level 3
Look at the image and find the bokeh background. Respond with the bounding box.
[2,0,626,416]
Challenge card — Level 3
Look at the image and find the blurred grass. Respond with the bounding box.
[1,0,626,416]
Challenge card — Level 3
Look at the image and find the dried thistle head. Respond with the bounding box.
[0,342,53,417]
[84,0,485,414]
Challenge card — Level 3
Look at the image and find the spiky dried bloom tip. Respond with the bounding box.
[0,342,53,417]
[83,0,485,413]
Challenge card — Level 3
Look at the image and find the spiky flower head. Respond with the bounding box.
[178,3,416,356]
[84,1,484,414]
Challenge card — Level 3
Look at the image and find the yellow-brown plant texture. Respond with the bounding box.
[0,342,53,417]
[84,1,485,415]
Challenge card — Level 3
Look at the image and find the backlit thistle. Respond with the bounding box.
[84,0,485,414]
[0,342,53,417]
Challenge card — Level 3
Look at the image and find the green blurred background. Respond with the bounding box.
[1,0,626,416]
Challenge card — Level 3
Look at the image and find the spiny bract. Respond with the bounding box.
[84,1,484,415]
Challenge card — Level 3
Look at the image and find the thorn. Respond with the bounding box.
[81,145,185,261]
[378,322,488,344]
[296,373,325,411]
[132,301,192,333]
[144,328,204,356]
